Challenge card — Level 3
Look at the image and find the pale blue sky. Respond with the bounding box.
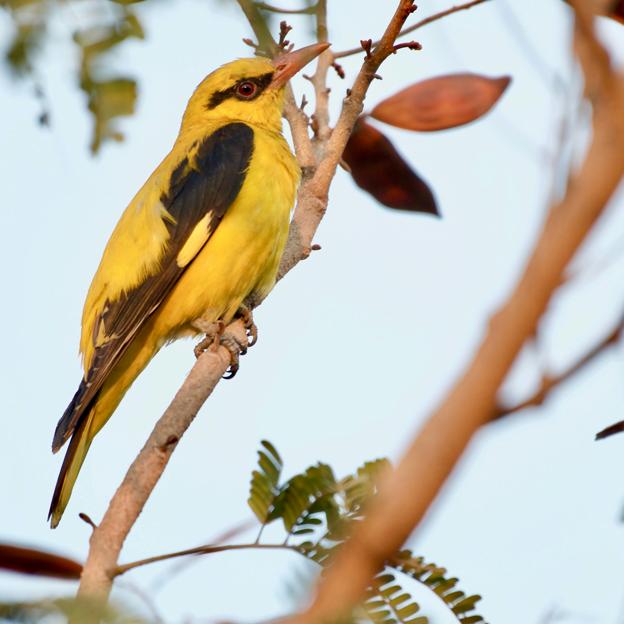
[2,1,624,622]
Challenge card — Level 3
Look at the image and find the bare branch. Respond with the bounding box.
[76,322,246,601]
[333,0,492,59]
[255,2,317,15]
[493,313,624,420]
[285,7,624,622]
[76,0,420,606]
[116,542,299,577]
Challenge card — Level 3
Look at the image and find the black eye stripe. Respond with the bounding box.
[207,72,274,110]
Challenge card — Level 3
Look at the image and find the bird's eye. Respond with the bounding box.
[236,81,257,99]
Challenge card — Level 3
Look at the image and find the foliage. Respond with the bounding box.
[1,0,143,152]
[248,440,486,624]
[0,598,144,623]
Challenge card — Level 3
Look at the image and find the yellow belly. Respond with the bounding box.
[152,126,298,340]
[88,125,299,439]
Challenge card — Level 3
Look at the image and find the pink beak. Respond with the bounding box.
[271,42,331,89]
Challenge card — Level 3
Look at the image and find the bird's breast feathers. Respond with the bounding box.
[79,121,299,372]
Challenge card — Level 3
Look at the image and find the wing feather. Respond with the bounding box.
[52,122,254,451]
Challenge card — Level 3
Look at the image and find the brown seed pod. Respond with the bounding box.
[371,73,511,132]
[342,117,439,216]
[0,543,83,580]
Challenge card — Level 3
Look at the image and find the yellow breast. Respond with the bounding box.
[152,124,300,339]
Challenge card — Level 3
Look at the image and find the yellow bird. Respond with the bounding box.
[49,42,329,528]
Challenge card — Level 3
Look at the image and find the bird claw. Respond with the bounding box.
[237,304,258,347]
[220,332,249,379]
[192,307,257,379]
[193,321,225,358]
[192,320,249,379]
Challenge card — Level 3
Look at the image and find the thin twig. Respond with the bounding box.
[333,0,491,59]
[309,0,332,143]
[116,581,166,624]
[116,543,300,577]
[496,0,566,92]
[255,2,317,14]
[493,313,624,419]
[149,518,256,593]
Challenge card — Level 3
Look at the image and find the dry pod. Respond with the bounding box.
[0,543,83,580]
[609,0,624,22]
[343,117,439,216]
[371,73,511,132]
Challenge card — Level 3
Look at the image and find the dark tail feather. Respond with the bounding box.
[52,380,91,453]
[48,415,93,528]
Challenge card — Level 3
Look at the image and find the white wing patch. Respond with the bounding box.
[176,213,213,267]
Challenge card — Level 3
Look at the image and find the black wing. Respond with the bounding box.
[52,122,254,452]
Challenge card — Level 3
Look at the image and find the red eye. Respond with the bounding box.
[236,81,257,99]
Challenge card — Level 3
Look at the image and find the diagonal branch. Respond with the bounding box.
[493,312,624,420]
[76,0,421,605]
[115,542,300,577]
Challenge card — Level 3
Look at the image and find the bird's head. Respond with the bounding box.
[181,43,329,133]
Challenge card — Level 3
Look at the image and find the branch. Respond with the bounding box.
[254,2,318,14]
[115,542,299,577]
[76,0,419,606]
[333,0,492,59]
[493,313,624,420]
[284,6,624,623]
[76,323,246,600]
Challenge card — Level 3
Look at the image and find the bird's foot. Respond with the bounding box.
[192,319,248,379]
[192,320,226,359]
[220,332,249,379]
[236,304,258,347]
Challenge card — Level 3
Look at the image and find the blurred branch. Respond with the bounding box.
[76,0,421,608]
[333,0,492,59]
[255,2,318,14]
[149,518,256,593]
[116,543,300,577]
[493,312,624,420]
[283,4,624,622]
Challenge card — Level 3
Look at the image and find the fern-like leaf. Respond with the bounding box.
[274,463,339,535]
[362,573,427,624]
[248,441,486,624]
[247,440,283,523]
[389,551,485,622]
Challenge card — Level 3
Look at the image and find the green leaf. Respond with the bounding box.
[73,8,144,152]
[275,463,338,533]
[247,440,283,523]
[85,78,137,153]
[452,595,482,614]
[387,551,486,623]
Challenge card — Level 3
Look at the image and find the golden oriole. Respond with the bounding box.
[49,43,329,528]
